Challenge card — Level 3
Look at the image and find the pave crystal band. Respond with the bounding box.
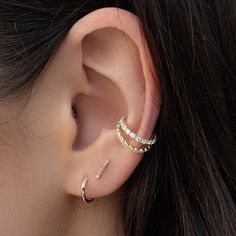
[116,123,152,153]
[118,117,157,145]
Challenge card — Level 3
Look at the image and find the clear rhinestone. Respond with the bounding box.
[130,132,135,138]
[125,129,130,135]
[121,124,126,130]
[135,136,141,142]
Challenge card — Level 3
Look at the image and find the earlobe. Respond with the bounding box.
[56,7,161,201]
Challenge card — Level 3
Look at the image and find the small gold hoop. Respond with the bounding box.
[80,176,95,204]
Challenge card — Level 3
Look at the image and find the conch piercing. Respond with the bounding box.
[96,159,110,179]
[116,116,157,153]
[80,176,95,204]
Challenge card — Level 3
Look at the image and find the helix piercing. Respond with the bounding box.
[80,176,95,204]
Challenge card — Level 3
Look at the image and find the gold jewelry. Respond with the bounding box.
[80,176,95,204]
[96,160,110,179]
[116,123,152,153]
[119,117,157,145]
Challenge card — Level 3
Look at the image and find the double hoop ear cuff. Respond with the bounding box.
[116,116,157,153]
[80,176,95,204]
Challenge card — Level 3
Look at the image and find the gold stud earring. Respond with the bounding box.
[96,159,110,179]
[80,176,95,204]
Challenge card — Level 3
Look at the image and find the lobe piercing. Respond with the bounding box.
[80,176,95,204]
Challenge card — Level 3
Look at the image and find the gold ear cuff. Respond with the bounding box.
[116,116,157,153]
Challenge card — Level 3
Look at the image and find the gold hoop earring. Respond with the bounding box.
[80,176,95,204]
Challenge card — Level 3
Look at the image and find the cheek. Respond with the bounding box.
[0,87,77,198]
[0,109,64,197]
[0,107,71,233]
[0,71,78,232]
[0,128,62,208]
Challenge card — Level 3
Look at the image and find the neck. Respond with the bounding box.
[65,190,125,236]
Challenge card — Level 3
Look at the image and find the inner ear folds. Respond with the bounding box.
[82,27,145,92]
[72,66,127,150]
[82,27,132,71]
[72,26,145,150]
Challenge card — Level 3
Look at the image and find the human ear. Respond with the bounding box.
[41,7,161,200]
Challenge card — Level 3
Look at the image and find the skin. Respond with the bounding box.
[0,8,161,236]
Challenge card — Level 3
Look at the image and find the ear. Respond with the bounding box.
[44,8,161,199]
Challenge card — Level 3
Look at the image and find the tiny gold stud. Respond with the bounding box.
[96,160,110,179]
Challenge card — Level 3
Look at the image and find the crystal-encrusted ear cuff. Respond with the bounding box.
[116,116,157,153]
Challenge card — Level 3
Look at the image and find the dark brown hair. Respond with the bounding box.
[0,1,236,235]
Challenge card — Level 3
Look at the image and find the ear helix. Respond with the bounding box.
[80,116,157,204]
